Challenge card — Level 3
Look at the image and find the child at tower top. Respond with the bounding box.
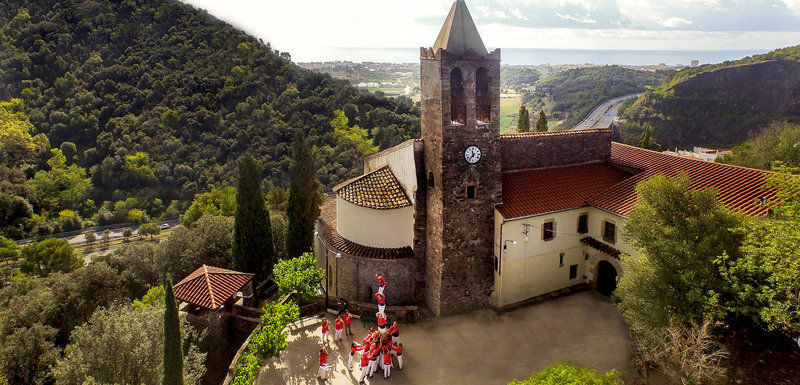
[375,274,387,294]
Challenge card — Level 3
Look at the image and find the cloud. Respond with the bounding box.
[661,17,693,28]
[556,12,598,24]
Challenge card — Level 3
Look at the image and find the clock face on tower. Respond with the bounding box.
[464,145,482,164]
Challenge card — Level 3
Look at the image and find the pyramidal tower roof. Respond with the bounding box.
[433,0,488,57]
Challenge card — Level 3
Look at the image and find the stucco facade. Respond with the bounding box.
[336,196,415,249]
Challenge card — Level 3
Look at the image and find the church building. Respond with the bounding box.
[314,0,777,317]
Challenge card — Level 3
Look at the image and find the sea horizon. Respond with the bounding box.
[292,47,775,66]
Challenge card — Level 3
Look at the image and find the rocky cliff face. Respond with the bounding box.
[622,59,800,148]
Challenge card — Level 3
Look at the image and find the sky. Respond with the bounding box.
[180,0,800,62]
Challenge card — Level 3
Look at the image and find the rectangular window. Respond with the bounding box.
[466,185,476,199]
[569,264,578,280]
[602,221,616,244]
[542,221,555,241]
[559,252,565,267]
[577,214,588,234]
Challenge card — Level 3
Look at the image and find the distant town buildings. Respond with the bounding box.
[691,60,700,67]
[663,146,731,162]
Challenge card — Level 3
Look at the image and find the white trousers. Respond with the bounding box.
[384,363,391,378]
[321,332,328,341]
[335,329,342,341]
[369,359,377,376]
[378,304,385,314]
[348,353,354,369]
[359,364,369,382]
[397,354,403,369]
[378,285,385,294]
[317,365,327,379]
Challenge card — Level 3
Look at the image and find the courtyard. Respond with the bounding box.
[256,291,632,384]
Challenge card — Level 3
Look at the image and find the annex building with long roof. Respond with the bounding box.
[314,0,777,317]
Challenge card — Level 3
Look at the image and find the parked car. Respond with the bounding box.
[160,223,170,230]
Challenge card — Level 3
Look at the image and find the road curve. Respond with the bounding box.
[571,94,638,130]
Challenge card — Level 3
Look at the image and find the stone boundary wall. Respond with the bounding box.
[500,129,613,172]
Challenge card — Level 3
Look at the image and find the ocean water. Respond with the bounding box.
[295,47,773,66]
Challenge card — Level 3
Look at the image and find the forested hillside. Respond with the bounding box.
[525,66,672,129]
[0,0,419,239]
[619,45,800,148]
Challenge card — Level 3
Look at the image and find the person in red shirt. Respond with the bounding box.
[376,312,387,332]
[375,292,386,314]
[375,273,387,294]
[348,342,362,370]
[392,342,404,370]
[320,318,329,343]
[383,346,393,378]
[368,343,380,378]
[358,344,371,384]
[388,321,400,343]
[334,316,344,341]
[343,309,353,336]
[317,348,328,379]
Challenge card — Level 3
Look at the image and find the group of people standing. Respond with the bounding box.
[316,274,405,383]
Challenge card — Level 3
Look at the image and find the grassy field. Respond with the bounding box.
[499,94,522,133]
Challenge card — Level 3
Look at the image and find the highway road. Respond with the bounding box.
[571,94,638,130]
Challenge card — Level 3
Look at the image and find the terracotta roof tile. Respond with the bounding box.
[173,265,254,310]
[590,143,778,217]
[499,128,611,140]
[334,166,411,210]
[318,199,414,260]
[498,162,632,219]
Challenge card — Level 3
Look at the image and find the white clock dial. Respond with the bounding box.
[464,145,482,164]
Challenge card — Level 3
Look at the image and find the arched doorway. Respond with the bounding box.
[596,260,618,296]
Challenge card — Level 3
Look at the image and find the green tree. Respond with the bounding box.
[249,301,300,359]
[0,236,19,265]
[20,238,83,277]
[101,229,111,248]
[83,231,96,250]
[718,164,800,334]
[139,222,161,240]
[0,99,48,168]
[508,362,620,385]
[180,186,236,227]
[535,110,548,132]
[232,156,274,281]
[52,305,205,385]
[132,285,165,310]
[159,215,234,280]
[516,106,530,132]
[163,277,183,385]
[286,131,322,259]
[0,323,61,385]
[330,109,377,157]
[616,174,744,337]
[26,149,92,214]
[122,227,133,241]
[640,125,651,149]
[273,252,324,301]
[724,121,800,170]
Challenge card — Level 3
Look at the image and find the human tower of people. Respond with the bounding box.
[316,274,404,383]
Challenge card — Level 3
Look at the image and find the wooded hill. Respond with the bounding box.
[526,65,672,129]
[0,0,419,238]
[619,45,800,148]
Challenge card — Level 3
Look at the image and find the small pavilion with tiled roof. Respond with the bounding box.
[174,265,255,316]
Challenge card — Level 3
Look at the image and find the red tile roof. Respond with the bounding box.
[498,143,778,220]
[589,143,777,217]
[499,127,611,140]
[498,162,633,219]
[173,265,254,310]
[333,166,411,210]
[318,199,414,260]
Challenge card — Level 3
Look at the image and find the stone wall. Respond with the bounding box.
[500,129,612,172]
[326,250,418,305]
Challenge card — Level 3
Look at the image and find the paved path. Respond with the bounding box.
[257,292,632,385]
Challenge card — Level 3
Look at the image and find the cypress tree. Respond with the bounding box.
[535,110,548,132]
[233,155,275,281]
[286,130,322,258]
[516,106,530,132]
[163,278,183,385]
[640,126,652,149]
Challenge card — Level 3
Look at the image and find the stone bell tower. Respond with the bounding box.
[420,0,502,316]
